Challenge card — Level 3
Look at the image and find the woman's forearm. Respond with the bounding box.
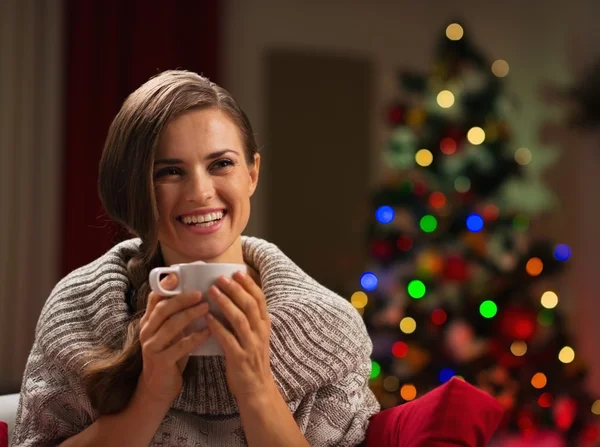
[237,382,310,447]
[60,386,170,447]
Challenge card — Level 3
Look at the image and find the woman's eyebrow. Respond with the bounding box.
[154,150,239,166]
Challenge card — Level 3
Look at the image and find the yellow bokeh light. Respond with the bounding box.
[491,59,510,77]
[559,346,575,364]
[467,127,486,145]
[400,317,417,334]
[515,147,532,165]
[510,340,528,357]
[531,372,547,389]
[351,291,368,309]
[592,400,600,415]
[446,23,464,41]
[415,149,433,167]
[437,90,455,108]
[400,384,417,401]
[541,291,558,309]
[383,376,400,392]
[526,257,543,276]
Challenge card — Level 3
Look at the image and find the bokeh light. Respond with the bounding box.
[431,309,447,326]
[480,300,498,318]
[439,368,456,383]
[420,215,438,233]
[510,341,528,356]
[492,59,510,77]
[376,205,395,224]
[400,384,417,401]
[360,272,378,291]
[455,176,471,193]
[400,317,417,334]
[440,137,457,155]
[531,372,547,389]
[408,280,426,299]
[483,204,499,221]
[371,360,381,379]
[513,214,529,231]
[415,149,434,167]
[541,291,558,309]
[592,400,600,415]
[515,147,532,165]
[554,244,571,261]
[392,341,409,358]
[350,291,368,309]
[558,346,575,364]
[397,236,413,251]
[383,376,400,392]
[466,214,484,232]
[429,192,446,209]
[446,23,464,41]
[538,392,553,408]
[467,127,485,145]
[526,257,543,276]
[538,309,554,327]
[437,90,455,108]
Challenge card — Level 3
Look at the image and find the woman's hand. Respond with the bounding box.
[206,271,273,400]
[137,274,212,405]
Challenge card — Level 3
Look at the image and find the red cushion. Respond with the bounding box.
[365,378,504,447]
[0,421,7,447]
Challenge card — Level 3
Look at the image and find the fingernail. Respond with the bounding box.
[219,275,230,285]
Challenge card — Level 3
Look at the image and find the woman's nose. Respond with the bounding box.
[186,170,215,203]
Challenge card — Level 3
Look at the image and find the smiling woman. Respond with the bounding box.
[12,70,380,447]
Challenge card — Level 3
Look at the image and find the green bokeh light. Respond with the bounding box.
[420,215,438,233]
[408,280,426,299]
[480,300,498,318]
[371,360,381,379]
[513,214,530,232]
[538,309,554,327]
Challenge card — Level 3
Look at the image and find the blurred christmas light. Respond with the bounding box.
[392,341,409,358]
[480,300,498,318]
[492,59,510,77]
[554,244,571,261]
[526,257,543,276]
[360,272,378,291]
[376,205,395,224]
[538,392,553,408]
[454,176,471,192]
[513,214,529,231]
[514,147,532,165]
[420,215,438,233]
[400,384,417,401]
[415,149,433,167]
[559,346,575,364]
[446,23,464,41]
[538,309,554,327]
[483,204,499,221]
[406,108,426,128]
[429,191,446,209]
[466,214,484,232]
[440,137,457,155]
[437,90,455,108]
[408,280,426,299]
[383,376,400,392]
[431,309,447,325]
[371,360,381,379]
[439,368,456,383]
[592,400,600,415]
[400,317,417,334]
[531,372,547,389]
[350,291,368,309]
[541,291,558,309]
[467,127,485,145]
[510,341,528,356]
[397,236,413,251]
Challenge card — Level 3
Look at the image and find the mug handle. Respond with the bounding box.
[149,267,182,296]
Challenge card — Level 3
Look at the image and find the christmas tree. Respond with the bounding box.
[356,22,600,445]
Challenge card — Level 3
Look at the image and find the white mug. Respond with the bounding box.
[149,261,247,356]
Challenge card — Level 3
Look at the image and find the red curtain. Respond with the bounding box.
[62,0,221,276]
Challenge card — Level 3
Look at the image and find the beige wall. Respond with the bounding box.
[221,0,600,392]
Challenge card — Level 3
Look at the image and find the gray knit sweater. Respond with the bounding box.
[12,237,380,446]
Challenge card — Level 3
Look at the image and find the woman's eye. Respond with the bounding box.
[211,159,235,170]
[155,167,183,178]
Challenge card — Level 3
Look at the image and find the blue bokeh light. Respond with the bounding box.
[466,214,484,232]
[376,206,395,224]
[360,272,379,291]
[439,368,456,383]
[554,244,571,261]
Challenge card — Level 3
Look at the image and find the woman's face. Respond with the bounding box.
[153,108,260,265]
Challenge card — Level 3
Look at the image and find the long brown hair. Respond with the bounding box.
[83,70,259,415]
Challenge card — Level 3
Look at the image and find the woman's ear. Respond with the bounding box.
[248,153,260,197]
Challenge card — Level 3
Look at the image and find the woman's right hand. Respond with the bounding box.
[137,274,211,405]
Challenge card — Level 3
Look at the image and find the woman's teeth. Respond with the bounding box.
[181,211,224,226]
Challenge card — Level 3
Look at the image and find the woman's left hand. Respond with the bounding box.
[206,271,274,400]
